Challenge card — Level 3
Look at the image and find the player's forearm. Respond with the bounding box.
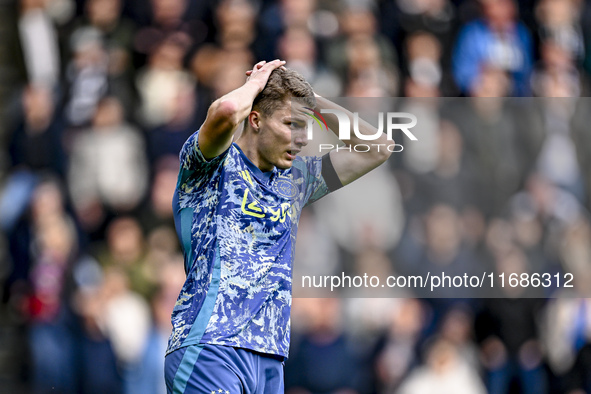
[315,96,392,162]
[198,80,262,158]
[208,80,262,134]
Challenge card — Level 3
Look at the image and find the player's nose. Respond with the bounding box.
[293,129,308,148]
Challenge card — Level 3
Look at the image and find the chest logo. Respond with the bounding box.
[273,177,298,199]
[241,189,292,222]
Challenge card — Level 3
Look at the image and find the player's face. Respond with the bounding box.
[256,102,309,171]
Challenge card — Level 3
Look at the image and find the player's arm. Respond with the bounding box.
[198,59,286,159]
[315,95,392,186]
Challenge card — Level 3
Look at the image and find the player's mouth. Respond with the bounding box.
[286,149,300,160]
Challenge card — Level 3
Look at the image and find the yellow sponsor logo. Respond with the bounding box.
[241,190,292,222]
[241,189,265,218]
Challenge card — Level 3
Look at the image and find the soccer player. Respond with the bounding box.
[164,59,391,393]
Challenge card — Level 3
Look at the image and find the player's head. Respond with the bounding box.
[244,68,315,171]
[252,68,315,116]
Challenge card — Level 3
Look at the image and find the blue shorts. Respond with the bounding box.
[164,344,284,394]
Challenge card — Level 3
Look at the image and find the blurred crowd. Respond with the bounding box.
[0,0,591,393]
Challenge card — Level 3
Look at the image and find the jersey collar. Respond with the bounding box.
[233,143,278,184]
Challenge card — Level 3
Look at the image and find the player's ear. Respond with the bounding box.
[248,111,261,132]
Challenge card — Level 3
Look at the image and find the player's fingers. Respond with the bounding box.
[246,60,285,82]
[252,60,266,71]
[261,59,286,73]
[246,60,268,77]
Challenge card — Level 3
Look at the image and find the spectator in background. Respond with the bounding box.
[9,84,66,177]
[140,225,180,291]
[25,178,79,394]
[190,0,255,99]
[133,0,199,62]
[404,31,460,96]
[531,38,582,98]
[542,217,591,392]
[438,307,480,369]
[403,33,444,97]
[446,68,524,215]
[94,217,155,299]
[209,60,254,100]
[68,96,148,235]
[135,36,194,129]
[257,0,329,61]
[277,27,342,97]
[397,338,486,394]
[397,86,441,178]
[400,204,481,301]
[535,0,585,65]
[72,222,181,394]
[100,266,152,394]
[125,256,185,394]
[77,0,134,51]
[372,298,426,392]
[510,173,586,268]
[326,3,399,96]
[145,83,204,164]
[292,208,340,295]
[314,161,404,273]
[380,0,457,81]
[393,37,445,196]
[507,194,549,275]
[518,37,585,202]
[74,265,149,394]
[147,0,187,31]
[285,298,363,393]
[476,247,548,394]
[452,0,533,96]
[63,27,109,128]
[526,54,591,206]
[350,228,397,297]
[18,0,61,90]
[529,40,583,202]
[411,120,480,214]
[67,0,137,114]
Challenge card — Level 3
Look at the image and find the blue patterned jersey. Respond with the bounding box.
[166,129,340,357]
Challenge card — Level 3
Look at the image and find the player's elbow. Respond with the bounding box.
[209,98,241,129]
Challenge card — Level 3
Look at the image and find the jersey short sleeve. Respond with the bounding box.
[179,129,228,173]
[293,154,343,207]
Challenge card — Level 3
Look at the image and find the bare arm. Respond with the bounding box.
[315,95,392,185]
[198,60,286,159]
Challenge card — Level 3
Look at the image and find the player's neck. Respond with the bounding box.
[235,135,274,172]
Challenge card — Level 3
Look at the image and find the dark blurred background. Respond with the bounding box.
[0,0,591,393]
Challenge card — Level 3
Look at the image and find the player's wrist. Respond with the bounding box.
[244,78,267,95]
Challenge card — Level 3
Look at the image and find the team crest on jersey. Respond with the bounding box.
[273,176,297,199]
